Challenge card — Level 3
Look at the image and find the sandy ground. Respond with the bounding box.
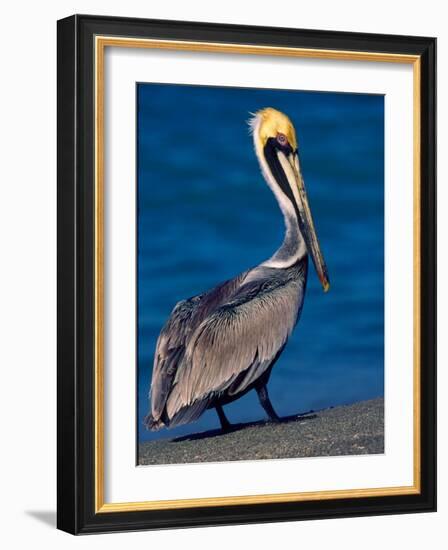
[138,397,384,465]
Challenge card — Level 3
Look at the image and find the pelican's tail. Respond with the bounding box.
[144,398,211,431]
[143,413,165,431]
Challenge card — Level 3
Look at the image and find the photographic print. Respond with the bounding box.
[137,83,385,466]
[58,16,435,533]
[57,15,436,534]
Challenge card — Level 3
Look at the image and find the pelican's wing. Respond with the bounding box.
[165,277,303,421]
[150,271,249,425]
[150,296,202,423]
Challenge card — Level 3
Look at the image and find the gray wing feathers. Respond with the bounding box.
[150,272,249,423]
[165,279,302,420]
[150,296,201,421]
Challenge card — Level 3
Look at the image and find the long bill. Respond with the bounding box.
[276,150,330,292]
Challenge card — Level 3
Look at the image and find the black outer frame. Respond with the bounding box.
[57,14,436,535]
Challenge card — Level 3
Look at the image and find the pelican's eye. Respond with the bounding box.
[276,132,288,146]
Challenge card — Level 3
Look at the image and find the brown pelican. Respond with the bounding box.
[144,107,329,432]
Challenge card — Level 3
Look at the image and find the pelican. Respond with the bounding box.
[144,107,329,432]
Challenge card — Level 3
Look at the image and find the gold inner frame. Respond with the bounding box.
[94,36,421,514]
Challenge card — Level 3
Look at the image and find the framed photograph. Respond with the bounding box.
[57,14,436,534]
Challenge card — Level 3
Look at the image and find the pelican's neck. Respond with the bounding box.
[262,197,306,268]
[251,114,306,269]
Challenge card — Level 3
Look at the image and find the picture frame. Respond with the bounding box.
[57,14,436,534]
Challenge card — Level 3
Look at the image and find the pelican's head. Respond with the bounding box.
[250,108,330,292]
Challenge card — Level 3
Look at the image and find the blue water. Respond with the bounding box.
[137,83,384,444]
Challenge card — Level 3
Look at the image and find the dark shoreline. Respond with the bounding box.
[138,397,384,465]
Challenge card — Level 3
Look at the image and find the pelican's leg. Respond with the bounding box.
[215,403,232,431]
[256,385,281,422]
